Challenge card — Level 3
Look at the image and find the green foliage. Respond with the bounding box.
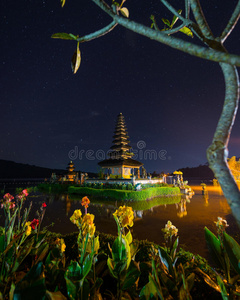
[68,186,181,201]
[223,231,240,274]
[14,262,46,300]
[140,237,196,299]
[205,227,225,270]
[107,220,140,299]
[38,183,69,193]
[204,224,240,298]
[15,186,38,194]
[150,9,193,38]
[51,32,78,40]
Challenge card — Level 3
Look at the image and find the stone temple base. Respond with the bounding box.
[85,178,163,186]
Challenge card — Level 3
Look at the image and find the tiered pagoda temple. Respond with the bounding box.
[67,161,77,182]
[98,113,143,179]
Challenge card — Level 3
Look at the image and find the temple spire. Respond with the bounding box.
[109,113,133,159]
[98,113,143,179]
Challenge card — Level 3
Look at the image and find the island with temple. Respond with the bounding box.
[67,113,182,200]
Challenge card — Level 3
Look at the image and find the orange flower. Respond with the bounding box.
[81,196,90,208]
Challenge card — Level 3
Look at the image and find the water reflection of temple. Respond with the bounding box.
[175,195,192,218]
[64,194,190,220]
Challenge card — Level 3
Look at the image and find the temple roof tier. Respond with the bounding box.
[98,113,143,171]
[112,134,129,139]
[98,158,143,168]
[110,144,132,150]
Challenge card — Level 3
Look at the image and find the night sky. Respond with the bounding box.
[1,0,240,174]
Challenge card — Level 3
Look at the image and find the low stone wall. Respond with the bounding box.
[85,178,163,186]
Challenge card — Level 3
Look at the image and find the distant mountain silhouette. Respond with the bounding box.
[179,164,214,179]
[0,160,96,179]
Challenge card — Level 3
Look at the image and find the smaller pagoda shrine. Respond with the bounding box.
[98,113,143,179]
[66,161,77,182]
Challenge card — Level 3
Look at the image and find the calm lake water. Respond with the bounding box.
[1,185,239,260]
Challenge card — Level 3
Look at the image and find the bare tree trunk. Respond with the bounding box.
[207,63,240,226]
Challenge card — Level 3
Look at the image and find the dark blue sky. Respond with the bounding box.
[1,0,240,173]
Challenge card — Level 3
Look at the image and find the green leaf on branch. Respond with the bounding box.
[179,27,193,37]
[171,10,182,28]
[161,18,170,27]
[51,33,78,40]
[61,0,66,8]
[71,42,81,74]
[112,1,120,7]
[120,7,129,18]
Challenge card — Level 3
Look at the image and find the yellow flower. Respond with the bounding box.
[82,213,94,224]
[61,240,66,252]
[25,221,32,236]
[70,209,82,227]
[113,206,134,228]
[25,226,32,236]
[82,213,95,237]
[56,238,66,253]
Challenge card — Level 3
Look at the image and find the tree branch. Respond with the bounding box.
[185,0,190,19]
[220,0,240,43]
[207,63,240,227]
[77,20,118,43]
[164,23,189,35]
[190,0,214,39]
[92,0,240,66]
[160,0,188,24]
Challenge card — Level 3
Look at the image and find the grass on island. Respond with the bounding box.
[67,186,181,201]
[37,183,181,201]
